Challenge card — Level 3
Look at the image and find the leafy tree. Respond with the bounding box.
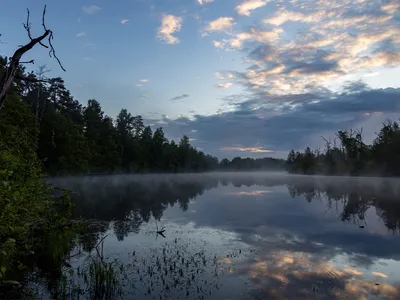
[0,93,72,283]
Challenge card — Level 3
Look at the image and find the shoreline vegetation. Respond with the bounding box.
[285,122,400,177]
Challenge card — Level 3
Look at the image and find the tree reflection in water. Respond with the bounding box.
[42,173,400,299]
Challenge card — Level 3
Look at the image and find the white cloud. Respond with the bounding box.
[213,40,225,49]
[216,82,233,88]
[236,0,269,16]
[82,5,101,15]
[120,19,129,24]
[228,28,283,49]
[214,72,224,79]
[263,8,323,26]
[381,0,399,14]
[75,32,86,38]
[157,14,183,44]
[222,146,274,153]
[214,72,234,80]
[136,84,143,87]
[197,0,214,5]
[219,0,399,94]
[205,17,234,32]
[140,79,149,83]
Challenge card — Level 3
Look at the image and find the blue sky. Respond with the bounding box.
[1,0,400,159]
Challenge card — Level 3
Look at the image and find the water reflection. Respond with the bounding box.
[45,173,400,299]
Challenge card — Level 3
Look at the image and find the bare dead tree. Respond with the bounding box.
[34,65,51,124]
[321,136,332,151]
[0,5,65,112]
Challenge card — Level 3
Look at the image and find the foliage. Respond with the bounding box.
[286,123,400,176]
[85,257,120,299]
[0,94,73,287]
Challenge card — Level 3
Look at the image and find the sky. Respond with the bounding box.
[1,0,399,159]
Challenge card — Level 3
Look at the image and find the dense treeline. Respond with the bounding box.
[0,56,283,176]
[219,156,284,171]
[286,122,400,176]
[0,57,218,174]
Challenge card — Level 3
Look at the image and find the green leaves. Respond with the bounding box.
[0,92,74,284]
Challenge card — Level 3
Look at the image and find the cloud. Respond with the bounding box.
[214,72,224,79]
[170,94,190,101]
[221,147,274,153]
[140,79,148,83]
[197,0,214,5]
[215,72,234,80]
[157,14,183,44]
[236,0,269,16]
[216,82,233,88]
[75,32,86,38]
[227,27,283,49]
[151,83,400,158]
[263,8,323,26]
[136,84,143,87]
[381,0,399,14]
[214,0,399,94]
[82,5,101,15]
[212,40,225,49]
[204,17,234,33]
[120,19,129,24]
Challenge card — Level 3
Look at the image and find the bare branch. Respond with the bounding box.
[0,5,65,111]
[23,8,33,40]
[20,59,35,64]
[321,136,331,149]
[39,5,49,48]
[39,41,49,49]
[42,5,48,31]
[48,32,66,71]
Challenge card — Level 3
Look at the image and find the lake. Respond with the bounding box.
[39,173,400,299]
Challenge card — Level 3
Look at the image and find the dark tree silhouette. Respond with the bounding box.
[286,123,400,177]
[0,6,65,112]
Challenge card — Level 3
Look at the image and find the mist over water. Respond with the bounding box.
[44,173,400,299]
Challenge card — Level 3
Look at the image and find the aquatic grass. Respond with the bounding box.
[83,235,122,300]
[45,234,122,300]
[85,259,120,300]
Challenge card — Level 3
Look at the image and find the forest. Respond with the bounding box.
[285,123,400,176]
[0,56,283,175]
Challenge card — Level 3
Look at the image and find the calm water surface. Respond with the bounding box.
[45,173,400,299]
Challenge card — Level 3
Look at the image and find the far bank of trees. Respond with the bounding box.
[220,156,284,171]
[286,121,400,176]
[0,56,283,176]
